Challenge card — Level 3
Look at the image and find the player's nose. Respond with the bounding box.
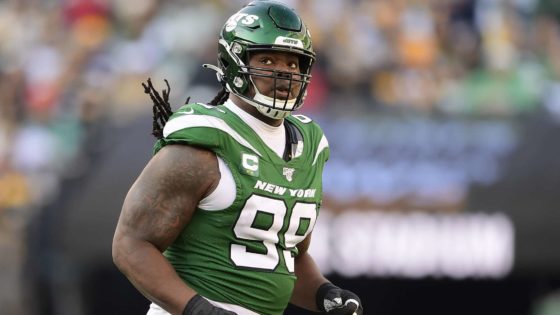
[275,70,293,80]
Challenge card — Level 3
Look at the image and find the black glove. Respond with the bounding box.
[316,282,363,315]
[183,294,237,315]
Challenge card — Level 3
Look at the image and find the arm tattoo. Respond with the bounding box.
[120,145,219,251]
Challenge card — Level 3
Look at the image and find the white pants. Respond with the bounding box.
[146,297,260,315]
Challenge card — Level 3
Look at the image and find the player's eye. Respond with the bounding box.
[260,58,273,65]
[289,62,298,69]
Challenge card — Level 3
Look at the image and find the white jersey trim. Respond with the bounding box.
[312,134,329,165]
[198,156,236,211]
[163,113,262,156]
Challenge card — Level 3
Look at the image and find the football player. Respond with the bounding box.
[112,1,363,314]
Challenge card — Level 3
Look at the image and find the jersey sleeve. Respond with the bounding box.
[286,115,330,165]
[314,131,330,164]
[153,104,222,154]
[153,103,263,158]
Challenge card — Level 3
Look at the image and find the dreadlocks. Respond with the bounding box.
[142,78,174,139]
[209,85,229,106]
[143,77,229,139]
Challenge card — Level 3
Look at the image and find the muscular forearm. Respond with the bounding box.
[290,252,328,311]
[113,234,196,315]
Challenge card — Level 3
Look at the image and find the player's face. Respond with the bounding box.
[247,51,302,100]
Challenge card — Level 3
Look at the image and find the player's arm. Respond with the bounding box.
[290,233,328,311]
[291,234,364,315]
[112,144,220,315]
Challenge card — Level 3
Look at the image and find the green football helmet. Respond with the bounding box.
[204,0,315,119]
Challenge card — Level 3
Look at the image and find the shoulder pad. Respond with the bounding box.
[157,103,262,156]
[285,114,329,164]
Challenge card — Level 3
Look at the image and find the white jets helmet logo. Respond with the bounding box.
[225,13,260,32]
[283,167,295,182]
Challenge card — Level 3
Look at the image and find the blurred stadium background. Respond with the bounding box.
[1,0,560,314]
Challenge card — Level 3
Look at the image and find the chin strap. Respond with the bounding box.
[253,90,297,110]
[249,75,297,119]
[255,103,291,119]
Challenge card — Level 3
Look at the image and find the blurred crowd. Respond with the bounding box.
[1,0,560,313]
[1,0,560,223]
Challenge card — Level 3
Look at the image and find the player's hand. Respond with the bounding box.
[316,282,363,315]
[183,294,237,315]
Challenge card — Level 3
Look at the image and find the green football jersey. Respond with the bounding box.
[153,103,330,315]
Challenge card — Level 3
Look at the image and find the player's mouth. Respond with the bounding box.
[273,87,292,100]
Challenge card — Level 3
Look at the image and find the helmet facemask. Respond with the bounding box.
[242,48,313,119]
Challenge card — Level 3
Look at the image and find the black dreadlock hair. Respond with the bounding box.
[143,78,187,139]
[143,78,228,139]
[208,85,230,106]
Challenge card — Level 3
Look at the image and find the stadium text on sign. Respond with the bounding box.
[309,211,514,279]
